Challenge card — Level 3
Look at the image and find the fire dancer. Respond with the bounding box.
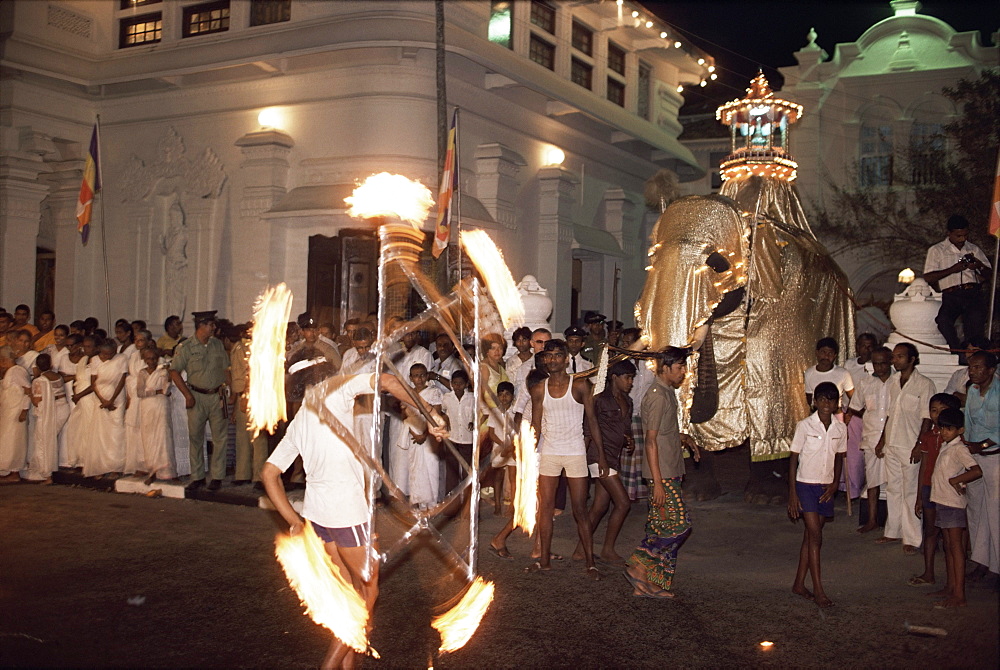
[262,363,447,669]
[525,339,605,580]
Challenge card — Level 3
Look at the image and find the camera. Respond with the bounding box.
[960,253,976,266]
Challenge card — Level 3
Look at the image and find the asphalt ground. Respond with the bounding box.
[1,472,997,669]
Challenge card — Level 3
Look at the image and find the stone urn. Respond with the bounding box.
[886,278,960,391]
[504,275,552,355]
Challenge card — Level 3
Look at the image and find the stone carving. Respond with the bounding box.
[47,5,92,39]
[120,126,227,203]
[159,194,189,318]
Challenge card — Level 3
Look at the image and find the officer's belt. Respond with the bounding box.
[189,384,222,395]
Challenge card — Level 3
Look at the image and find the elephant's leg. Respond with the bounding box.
[682,449,721,502]
[744,455,791,506]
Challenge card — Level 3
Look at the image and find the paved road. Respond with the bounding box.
[1,482,996,668]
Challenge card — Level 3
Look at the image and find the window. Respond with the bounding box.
[489,1,513,48]
[529,34,555,70]
[119,12,162,48]
[637,62,651,120]
[571,21,592,56]
[250,0,290,27]
[183,0,230,38]
[608,42,625,75]
[607,78,625,106]
[530,0,555,34]
[910,122,944,185]
[119,0,161,8]
[859,123,894,187]
[571,58,592,89]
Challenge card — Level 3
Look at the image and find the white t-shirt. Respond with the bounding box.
[790,412,847,484]
[930,437,979,509]
[923,238,991,290]
[431,354,462,394]
[267,374,375,529]
[843,358,873,388]
[884,370,935,448]
[803,365,854,398]
[944,367,969,395]
[440,389,475,444]
[848,373,892,450]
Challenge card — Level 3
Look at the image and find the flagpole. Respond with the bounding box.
[987,149,1000,338]
[455,107,463,342]
[95,115,112,328]
[987,234,998,337]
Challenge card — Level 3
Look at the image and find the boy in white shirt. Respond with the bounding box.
[788,382,846,609]
[929,408,982,609]
[440,368,476,514]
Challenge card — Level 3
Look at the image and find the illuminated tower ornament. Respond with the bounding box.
[716,72,804,182]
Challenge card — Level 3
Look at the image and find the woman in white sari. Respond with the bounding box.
[0,346,31,483]
[136,348,176,482]
[123,330,153,475]
[83,341,128,477]
[24,353,70,483]
[65,336,99,470]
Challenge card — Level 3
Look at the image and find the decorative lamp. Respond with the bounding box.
[715,72,804,182]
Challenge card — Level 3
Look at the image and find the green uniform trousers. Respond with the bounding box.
[188,390,229,481]
[233,404,268,481]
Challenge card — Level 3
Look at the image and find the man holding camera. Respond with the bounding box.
[923,215,991,358]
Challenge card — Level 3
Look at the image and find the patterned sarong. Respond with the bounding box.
[619,415,648,500]
[627,477,691,590]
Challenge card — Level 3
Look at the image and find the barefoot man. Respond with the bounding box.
[527,339,605,580]
[624,347,700,598]
[262,362,447,669]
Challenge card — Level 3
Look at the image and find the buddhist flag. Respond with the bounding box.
[76,124,100,245]
[432,109,458,259]
[989,150,1000,238]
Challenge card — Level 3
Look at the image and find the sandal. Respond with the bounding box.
[488,545,514,560]
[908,575,935,587]
[524,561,549,573]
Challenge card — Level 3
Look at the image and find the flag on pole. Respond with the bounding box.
[989,150,1000,238]
[76,124,100,245]
[432,109,458,259]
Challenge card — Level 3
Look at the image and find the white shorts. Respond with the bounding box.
[863,449,886,488]
[539,453,588,478]
[587,463,618,478]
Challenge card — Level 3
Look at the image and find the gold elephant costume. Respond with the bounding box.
[635,174,855,461]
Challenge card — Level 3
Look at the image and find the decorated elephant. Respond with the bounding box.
[635,174,855,503]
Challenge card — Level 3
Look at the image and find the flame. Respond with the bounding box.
[512,421,538,535]
[274,522,372,654]
[431,577,496,653]
[248,283,292,438]
[460,230,525,329]
[345,172,434,229]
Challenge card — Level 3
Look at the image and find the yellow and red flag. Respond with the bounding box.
[76,124,100,244]
[432,109,458,259]
[989,150,1000,238]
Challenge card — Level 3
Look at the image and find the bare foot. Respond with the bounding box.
[926,588,950,598]
[524,561,550,573]
[903,544,919,555]
[814,594,834,608]
[856,522,877,534]
[933,597,967,609]
[572,547,586,561]
[908,574,935,586]
[792,585,815,601]
[875,536,900,544]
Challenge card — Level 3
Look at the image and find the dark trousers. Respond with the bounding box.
[444,442,473,500]
[935,286,986,351]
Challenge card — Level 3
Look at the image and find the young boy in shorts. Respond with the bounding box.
[788,381,846,608]
[910,393,961,587]
[929,407,983,609]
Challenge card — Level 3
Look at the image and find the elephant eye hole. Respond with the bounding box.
[705,251,731,273]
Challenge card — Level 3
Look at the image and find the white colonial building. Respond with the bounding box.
[0,0,714,332]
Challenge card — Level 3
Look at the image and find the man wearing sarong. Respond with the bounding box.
[625,346,700,598]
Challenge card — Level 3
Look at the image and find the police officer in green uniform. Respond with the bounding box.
[169,310,231,490]
[581,311,607,364]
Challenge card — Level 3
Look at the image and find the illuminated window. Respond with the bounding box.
[571,58,592,90]
[530,0,555,34]
[489,0,512,48]
[119,12,162,48]
[183,0,230,38]
[250,0,290,27]
[119,0,161,8]
[529,34,555,70]
[637,61,651,120]
[571,21,592,56]
[608,42,625,75]
[859,122,893,187]
[607,78,625,106]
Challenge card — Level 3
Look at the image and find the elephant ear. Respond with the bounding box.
[748,220,784,301]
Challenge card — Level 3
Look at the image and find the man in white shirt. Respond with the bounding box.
[429,333,462,393]
[847,346,893,533]
[512,328,551,417]
[923,215,991,357]
[874,342,936,553]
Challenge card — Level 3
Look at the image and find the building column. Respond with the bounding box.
[475,142,525,230]
[536,165,578,330]
[40,162,85,321]
[0,147,48,311]
[234,129,294,312]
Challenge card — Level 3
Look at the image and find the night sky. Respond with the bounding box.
[643,0,1000,113]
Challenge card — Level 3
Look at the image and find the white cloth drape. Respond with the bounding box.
[138,367,176,480]
[0,365,30,475]
[23,375,69,480]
